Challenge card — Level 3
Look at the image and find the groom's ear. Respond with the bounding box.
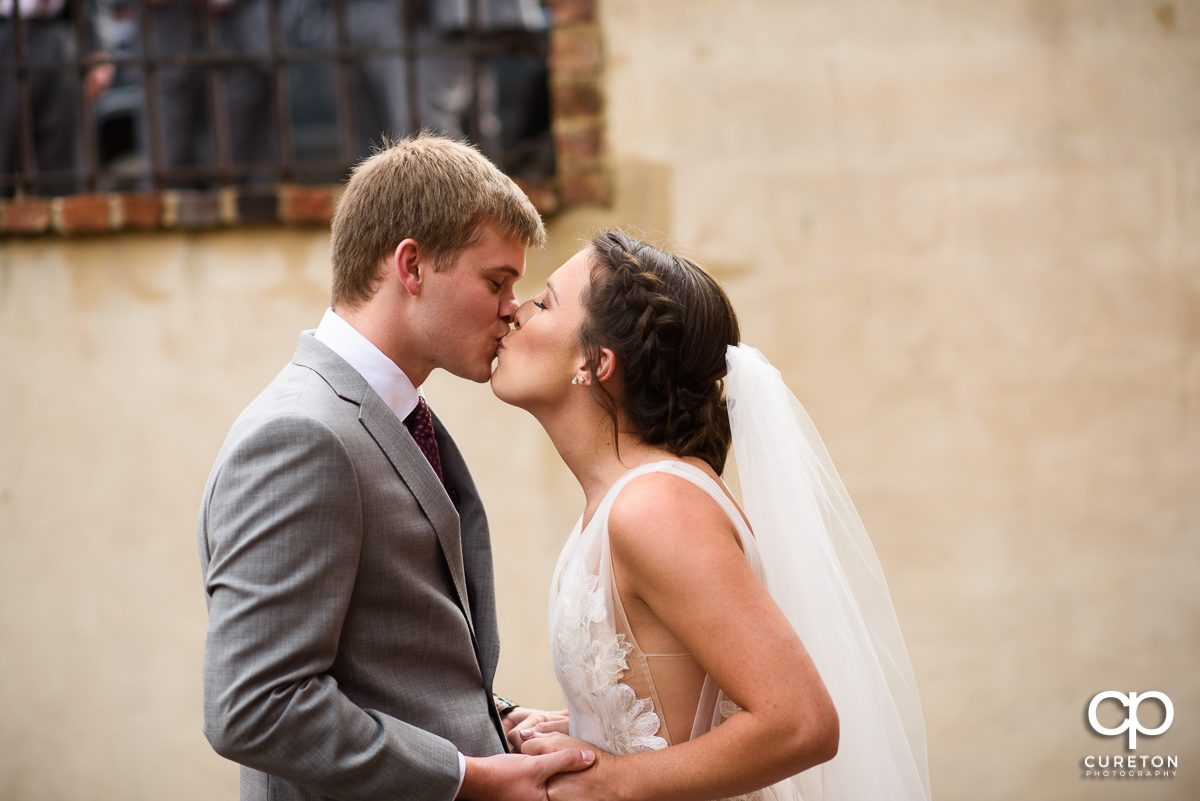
[393,238,424,297]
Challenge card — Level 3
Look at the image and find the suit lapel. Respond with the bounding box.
[433,409,499,684]
[434,410,505,748]
[358,392,477,642]
[292,334,477,642]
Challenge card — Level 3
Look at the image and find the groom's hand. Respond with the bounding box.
[521,736,617,801]
[457,751,595,801]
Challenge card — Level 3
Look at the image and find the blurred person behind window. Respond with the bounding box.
[321,0,549,162]
[46,0,554,194]
[150,0,276,187]
[0,0,80,196]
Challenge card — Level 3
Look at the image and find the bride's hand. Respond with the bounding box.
[515,730,591,757]
[506,709,570,753]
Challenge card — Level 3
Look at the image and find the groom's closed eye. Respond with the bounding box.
[484,265,522,292]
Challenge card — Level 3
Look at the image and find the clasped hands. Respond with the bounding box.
[502,708,616,800]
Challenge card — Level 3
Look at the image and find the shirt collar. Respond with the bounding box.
[312,308,421,421]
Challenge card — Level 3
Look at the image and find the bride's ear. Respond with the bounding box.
[592,348,617,384]
[572,348,616,388]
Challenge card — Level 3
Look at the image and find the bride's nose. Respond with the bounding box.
[512,298,536,330]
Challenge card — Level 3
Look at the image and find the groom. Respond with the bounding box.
[197,135,593,800]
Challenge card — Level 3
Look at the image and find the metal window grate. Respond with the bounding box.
[1,0,554,197]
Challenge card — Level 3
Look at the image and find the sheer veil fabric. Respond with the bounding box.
[724,344,931,801]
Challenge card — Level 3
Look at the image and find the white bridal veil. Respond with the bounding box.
[724,344,932,801]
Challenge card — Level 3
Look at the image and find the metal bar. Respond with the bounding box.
[205,0,231,185]
[0,158,356,190]
[267,0,292,181]
[72,0,97,192]
[403,0,419,132]
[0,37,543,73]
[141,0,166,189]
[13,12,36,194]
[2,166,90,184]
[466,0,481,145]
[122,160,349,179]
[333,0,357,161]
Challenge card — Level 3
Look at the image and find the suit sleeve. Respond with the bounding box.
[200,414,462,801]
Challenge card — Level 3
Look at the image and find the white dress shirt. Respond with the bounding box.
[312,308,470,791]
[313,308,421,422]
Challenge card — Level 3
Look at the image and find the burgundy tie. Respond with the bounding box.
[404,396,444,485]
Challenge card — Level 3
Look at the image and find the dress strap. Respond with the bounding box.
[599,460,752,750]
[597,460,755,549]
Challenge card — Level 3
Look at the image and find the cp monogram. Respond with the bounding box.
[1088,691,1174,749]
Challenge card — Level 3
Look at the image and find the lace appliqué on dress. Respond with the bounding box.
[719,698,744,720]
[556,565,668,756]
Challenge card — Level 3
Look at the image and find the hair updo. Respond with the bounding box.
[579,230,741,475]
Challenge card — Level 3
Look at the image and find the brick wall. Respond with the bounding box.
[0,186,344,235]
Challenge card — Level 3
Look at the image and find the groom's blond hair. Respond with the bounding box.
[330,133,546,309]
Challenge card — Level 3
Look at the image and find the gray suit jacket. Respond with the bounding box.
[198,333,507,801]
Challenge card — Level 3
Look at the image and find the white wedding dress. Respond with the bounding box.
[547,345,932,801]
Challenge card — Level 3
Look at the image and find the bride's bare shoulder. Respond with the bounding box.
[606,468,742,575]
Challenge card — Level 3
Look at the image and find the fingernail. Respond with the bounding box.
[521,730,533,739]
[582,750,595,763]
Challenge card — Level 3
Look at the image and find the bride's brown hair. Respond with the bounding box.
[579,230,740,474]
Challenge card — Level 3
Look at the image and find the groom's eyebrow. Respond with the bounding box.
[488,265,522,278]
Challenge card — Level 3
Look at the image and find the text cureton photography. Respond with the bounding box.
[1083,691,1180,781]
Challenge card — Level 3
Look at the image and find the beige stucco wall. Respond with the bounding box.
[2,1,1198,799]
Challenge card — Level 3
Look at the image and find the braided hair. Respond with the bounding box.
[579,230,740,474]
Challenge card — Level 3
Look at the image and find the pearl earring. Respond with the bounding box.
[571,377,579,385]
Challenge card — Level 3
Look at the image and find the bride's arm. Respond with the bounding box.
[529,471,839,801]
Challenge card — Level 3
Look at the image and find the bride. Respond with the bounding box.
[490,230,931,801]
